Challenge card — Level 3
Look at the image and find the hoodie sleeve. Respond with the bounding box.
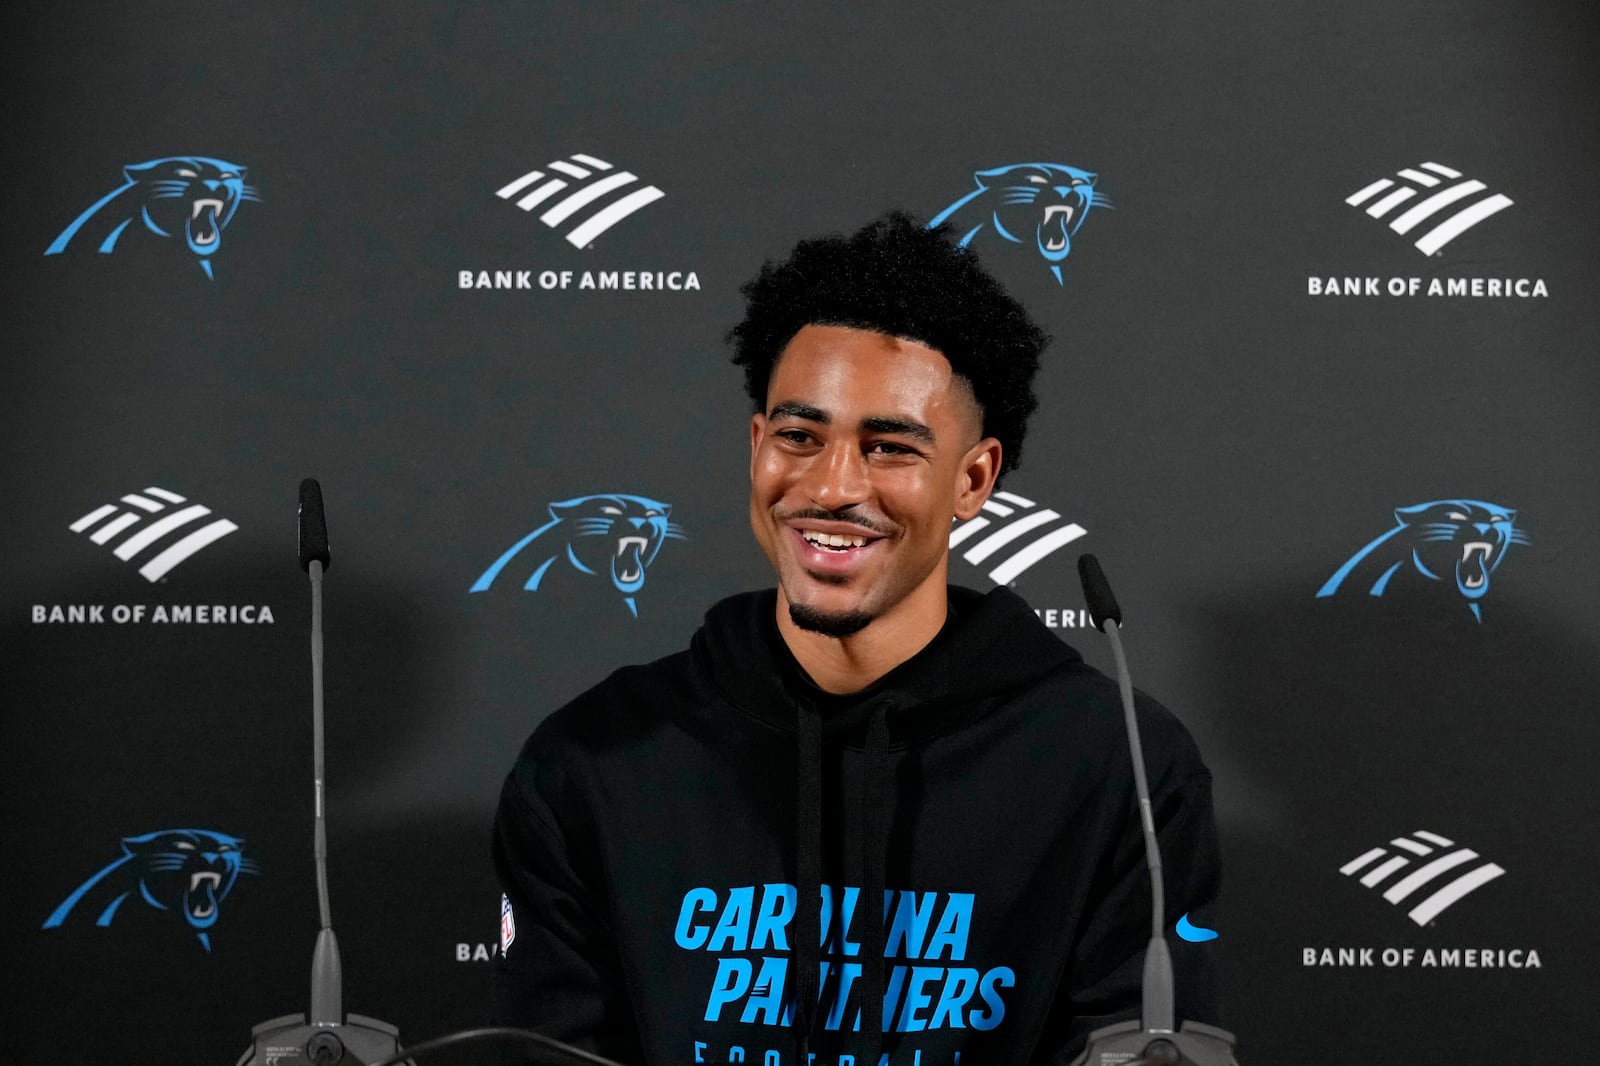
[491,765,644,1064]
[1033,765,1224,1065]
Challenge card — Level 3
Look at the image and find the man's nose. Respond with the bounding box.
[805,443,870,507]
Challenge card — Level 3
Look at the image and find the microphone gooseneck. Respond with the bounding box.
[1078,554,1170,1030]
[311,556,332,932]
[238,480,402,1065]
[301,479,339,1026]
[1068,554,1239,1066]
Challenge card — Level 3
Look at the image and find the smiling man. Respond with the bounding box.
[493,213,1223,1066]
[749,324,1000,688]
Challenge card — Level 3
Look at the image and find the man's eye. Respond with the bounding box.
[776,430,812,444]
[868,441,910,455]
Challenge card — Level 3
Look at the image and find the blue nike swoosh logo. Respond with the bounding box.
[1176,913,1219,942]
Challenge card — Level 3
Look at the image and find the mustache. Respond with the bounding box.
[774,506,897,536]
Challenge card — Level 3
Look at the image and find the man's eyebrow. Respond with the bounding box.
[767,401,828,423]
[861,416,936,444]
[767,403,936,444]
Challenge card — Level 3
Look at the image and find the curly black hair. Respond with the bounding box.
[727,211,1049,478]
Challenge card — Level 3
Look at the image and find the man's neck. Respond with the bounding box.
[775,578,950,695]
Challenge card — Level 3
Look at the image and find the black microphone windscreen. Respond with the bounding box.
[298,478,331,572]
[1076,553,1122,632]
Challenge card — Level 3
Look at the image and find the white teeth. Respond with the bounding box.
[1461,542,1490,588]
[190,199,223,245]
[801,530,867,550]
[1042,206,1073,251]
[615,536,648,582]
[188,871,221,916]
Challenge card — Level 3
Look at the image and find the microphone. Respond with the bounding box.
[1077,552,1121,631]
[239,480,402,1066]
[1068,555,1239,1066]
[298,478,331,573]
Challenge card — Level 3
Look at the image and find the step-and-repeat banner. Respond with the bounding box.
[3,4,1596,1064]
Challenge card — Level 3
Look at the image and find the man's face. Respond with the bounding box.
[749,324,1000,636]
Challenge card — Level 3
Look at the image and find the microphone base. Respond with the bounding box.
[240,1012,401,1065]
[1069,1019,1238,1066]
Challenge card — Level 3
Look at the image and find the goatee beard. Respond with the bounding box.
[788,602,874,638]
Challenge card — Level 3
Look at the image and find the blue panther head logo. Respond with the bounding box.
[929,162,1113,285]
[470,494,686,617]
[42,829,258,952]
[45,157,261,279]
[1317,499,1529,621]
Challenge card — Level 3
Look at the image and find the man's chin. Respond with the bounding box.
[788,601,874,638]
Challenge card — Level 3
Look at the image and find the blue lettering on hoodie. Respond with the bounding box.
[678,885,1012,1034]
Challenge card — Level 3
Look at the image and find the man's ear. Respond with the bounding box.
[749,412,767,480]
[953,437,1003,521]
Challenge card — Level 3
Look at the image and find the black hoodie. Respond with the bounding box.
[492,586,1222,1066]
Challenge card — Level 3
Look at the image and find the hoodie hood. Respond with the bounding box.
[693,584,1083,744]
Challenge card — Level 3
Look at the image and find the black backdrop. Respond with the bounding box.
[3,3,1597,1063]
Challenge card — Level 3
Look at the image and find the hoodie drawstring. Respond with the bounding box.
[861,701,892,1060]
[793,698,824,1062]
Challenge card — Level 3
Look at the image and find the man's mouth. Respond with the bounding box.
[1041,204,1075,253]
[1458,541,1492,593]
[615,536,649,585]
[187,871,222,920]
[787,526,883,578]
[799,529,869,552]
[188,198,224,248]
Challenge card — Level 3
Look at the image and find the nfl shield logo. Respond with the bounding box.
[500,893,516,953]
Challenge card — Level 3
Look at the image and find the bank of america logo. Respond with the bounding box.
[495,153,664,248]
[1340,830,1506,926]
[69,487,238,582]
[1345,162,1513,256]
[950,491,1087,585]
